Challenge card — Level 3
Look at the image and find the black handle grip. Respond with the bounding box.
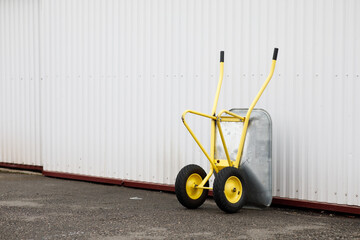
[272,48,279,60]
[220,51,224,62]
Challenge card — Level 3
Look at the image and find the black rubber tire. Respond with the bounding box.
[175,164,209,209]
[213,167,247,213]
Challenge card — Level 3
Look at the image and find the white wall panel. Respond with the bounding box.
[39,0,360,207]
[1,0,359,207]
[0,0,41,166]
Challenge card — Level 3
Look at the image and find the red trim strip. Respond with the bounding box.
[4,168,359,215]
[0,162,43,172]
[121,181,360,215]
[123,180,175,192]
[42,171,124,186]
[272,197,360,215]
[116,180,360,215]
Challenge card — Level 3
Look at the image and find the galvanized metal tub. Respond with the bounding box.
[215,108,272,207]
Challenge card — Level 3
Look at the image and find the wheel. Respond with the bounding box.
[175,164,209,209]
[213,167,247,213]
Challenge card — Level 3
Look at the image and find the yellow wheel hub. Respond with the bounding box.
[186,173,203,200]
[224,176,243,203]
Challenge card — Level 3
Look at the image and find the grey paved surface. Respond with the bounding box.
[0,170,360,240]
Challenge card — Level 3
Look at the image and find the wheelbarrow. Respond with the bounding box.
[175,48,278,213]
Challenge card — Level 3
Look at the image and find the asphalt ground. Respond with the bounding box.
[0,170,360,240]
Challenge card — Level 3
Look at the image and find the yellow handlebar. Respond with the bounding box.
[234,48,278,167]
[211,51,225,116]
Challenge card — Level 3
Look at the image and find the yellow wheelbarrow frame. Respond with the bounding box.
[181,49,278,192]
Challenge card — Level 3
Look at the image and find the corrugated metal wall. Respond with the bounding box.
[1,0,359,207]
[0,0,41,166]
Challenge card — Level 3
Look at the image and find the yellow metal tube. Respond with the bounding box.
[181,53,224,174]
[234,59,277,168]
[210,52,225,172]
[247,60,277,118]
[181,110,217,121]
[218,109,245,121]
[196,166,214,188]
[211,61,224,115]
[182,110,218,171]
[210,119,216,170]
[215,109,245,167]
[218,117,242,122]
[216,118,232,166]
